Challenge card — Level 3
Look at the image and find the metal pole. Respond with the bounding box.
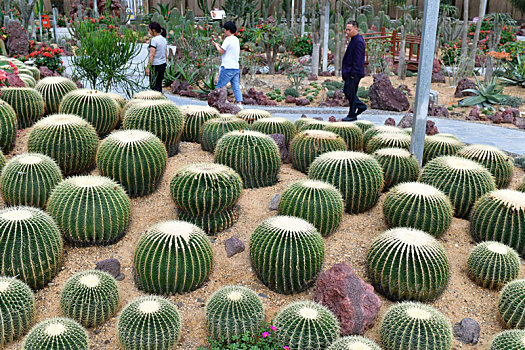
[322,0,329,72]
[52,8,58,42]
[38,11,43,42]
[291,0,295,27]
[29,11,35,39]
[300,0,305,36]
[410,0,440,166]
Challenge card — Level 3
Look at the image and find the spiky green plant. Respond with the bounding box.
[470,189,525,256]
[179,105,220,142]
[290,130,347,174]
[97,130,167,197]
[215,130,281,188]
[352,120,375,133]
[27,66,40,80]
[366,133,411,154]
[308,151,384,214]
[383,182,453,237]
[423,135,465,164]
[278,179,344,237]
[0,100,17,153]
[294,117,316,130]
[0,277,35,347]
[419,156,496,218]
[458,144,514,188]
[252,117,296,146]
[107,92,127,109]
[467,241,520,290]
[133,220,213,294]
[0,151,5,170]
[200,117,249,152]
[380,302,453,350]
[20,74,36,88]
[47,176,131,245]
[0,153,62,208]
[324,123,364,151]
[273,301,339,350]
[118,296,181,350]
[367,227,450,301]
[132,90,167,100]
[35,77,78,114]
[0,87,45,128]
[498,279,525,328]
[236,109,272,125]
[299,120,329,132]
[250,216,324,294]
[373,148,419,190]
[205,285,265,342]
[362,125,407,146]
[178,207,239,235]
[22,317,89,350]
[328,336,381,350]
[27,114,99,175]
[490,330,525,350]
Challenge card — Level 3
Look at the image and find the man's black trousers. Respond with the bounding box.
[343,77,367,118]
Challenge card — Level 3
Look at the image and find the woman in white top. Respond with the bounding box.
[146,22,168,92]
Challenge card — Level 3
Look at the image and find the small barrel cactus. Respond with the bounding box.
[308,151,384,214]
[520,177,525,193]
[458,144,514,188]
[498,279,525,328]
[252,117,296,145]
[373,148,420,190]
[236,109,272,125]
[35,77,78,115]
[290,130,347,173]
[200,117,249,152]
[0,277,35,347]
[491,330,525,350]
[366,132,411,154]
[178,207,239,235]
[0,206,63,289]
[419,156,496,219]
[327,336,381,350]
[383,182,453,237]
[133,220,213,294]
[467,241,520,289]
[205,285,265,342]
[132,90,167,100]
[470,189,525,256]
[352,120,375,133]
[324,122,364,151]
[423,134,465,164]
[27,114,99,175]
[0,87,45,128]
[0,100,17,153]
[299,120,329,132]
[47,176,131,245]
[250,216,325,294]
[118,296,181,350]
[215,130,281,188]
[294,117,316,130]
[363,125,406,146]
[367,227,450,302]
[23,317,89,350]
[97,130,167,197]
[278,179,344,237]
[380,302,452,350]
[273,301,340,350]
[180,105,220,142]
[0,153,62,208]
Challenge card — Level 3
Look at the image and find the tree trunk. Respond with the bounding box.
[460,0,469,57]
[312,41,321,76]
[267,46,275,74]
[334,0,342,76]
[467,0,487,75]
[398,25,407,80]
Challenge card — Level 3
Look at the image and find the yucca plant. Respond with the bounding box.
[458,75,508,109]
[0,100,17,153]
[0,87,45,128]
[0,277,35,347]
[491,330,525,350]
[373,148,420,190]
[35,77,78,114]
[498,279,525,328]
[200,117,249,152]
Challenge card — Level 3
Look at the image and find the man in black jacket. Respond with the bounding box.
[341,21,367,121]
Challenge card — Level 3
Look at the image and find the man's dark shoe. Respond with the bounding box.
[356,107,367,116]
[342,116,357,122]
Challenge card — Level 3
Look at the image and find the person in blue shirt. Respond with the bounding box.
[341,21,367,121]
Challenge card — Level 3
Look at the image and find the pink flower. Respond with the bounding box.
[270,326,276,331]
[284,347,290,350]
[262,332,269,338]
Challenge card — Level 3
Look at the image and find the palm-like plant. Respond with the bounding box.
[499,55,525,88]
[459,75,508,109]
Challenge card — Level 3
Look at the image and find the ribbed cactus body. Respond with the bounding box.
[205,285,264,342]
[366,133,411,154]
[0,100,16,153]
[362,125,406,146]
[324,122,364,151]
[133,220,213,294]
[35,77,78,114]
[299,120,329,132]
[458,144,514,188]
[0,153,62,208]
[27,66,40,80]
[107,92,127,109]
[132,90,167,100]
[236,109,272,125]
[308,151,384,214]
[273,301,340,350]
[178,207,239,235]
[180,105,220,142]
[327,336,381,350]
[20,74,36,88]
[0,87,45,128]
[520,177,525,193]
[419,156,496,219]
[290,130,347,173]
[23,317,89,350]
[0,277,35,347]
[250,216,325,294]
[383,182,453,237]
[367,227,450,302]
[294,118,315,130]
[380,302,452,350]
[97,130,167,197]
[47,176,131,245]
[498,279,525,328]
[491,330,525,350]
[252,117,296,145]
[200,117,249,152]
[0,151,5,170]
[278,179,344,237]
[215,130,281,188]
[373,148,419,190]
[118,296,181,350]
[28,114,99,175]
[423,135,465,164]
[352,120,375,133]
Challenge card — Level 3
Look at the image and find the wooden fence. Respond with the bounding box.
[362,27,421,70]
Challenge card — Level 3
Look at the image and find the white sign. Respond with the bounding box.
[210,10,226,20]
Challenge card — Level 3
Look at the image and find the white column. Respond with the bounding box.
[300,0,306,36]
[322,1,330,72]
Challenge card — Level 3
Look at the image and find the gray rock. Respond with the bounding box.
[95,258,121,279]
[258,292,268,299]
[269,194,281,210]
[369,73,410,112]
[115,273,125,281]
[453,318,480,345]
[224,236,245,258]
[7,20,29,56]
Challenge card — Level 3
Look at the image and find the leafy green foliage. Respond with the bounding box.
[459,76,508,109]
[291,34,313,57]
[499,55,525,88]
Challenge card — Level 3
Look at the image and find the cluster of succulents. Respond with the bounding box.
[458,145,513,188]
[252,117,296,145]
[180,105,220,142]
[35,77,78,114]
[373,148,419,190]
[324,123,364,151]
[290,130,347,174]
[0,87,45,128]
[0,100,17,153]
[0,277,35,347]
[200,117,249,152]
[23,317,89,350]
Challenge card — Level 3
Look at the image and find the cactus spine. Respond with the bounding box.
[252,117,296,145]
[236,109,272,125]
[0,277,35,347]
[327,336,381,350]
[0,100,17,153]
[35,77,78,114]
[200,117,249,152]
[458,144,514,188]
[180,105,220,142]
[0,87,45,128]
[498,279,525,329]
[290,130,347,173]
[324,122,364,151]
[423,134,465,164]
[23,317,89,350]
[373,148,420,190]
[490,330,525,350]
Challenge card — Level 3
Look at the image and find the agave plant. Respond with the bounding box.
[459,75,508,109]
[499,55,525,88]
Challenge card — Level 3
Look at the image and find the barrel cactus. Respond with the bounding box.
[178,207,239,235]
[278,179,344,237]
[180,105,220,142]
[133,220,213,294]
[123,100,184,156]
[236,109,272,125]
[423,134,465,164]
[19,74,36,88]
[366,132,411,154]
[367,227,450,302]
[467,241,520,290]
[491,330,525,350]
[215,130,281,188]
[27,66,40,80]
[380,302,453,350]
[353,120,375,133]
[363,125,406,146]
[308,151,384,214]
[0,100,16,153]
[294,117,315,130]
[0,153,62,208]
[0,277,35,347]
[200,117,249,152]
[324,122,364,151]
[205,285,265,342]
[0,151,5,170]
[419,156,496,218]
[470,189,525,256]
[35,76,78,114]
[132,90,167,100]
[373,148,419,190]
[250,216,324,294]
[299,120,329,132]
[327,336,381,350]
[97,130,167,197]
[23,317,89,350]
[458,144,514,188]
[273,301,339,350]
[0,87,45,128]
[498,279,525,328]
[27,114,99,175]
[520,177,525,193]
[290,130,347,173]
[252,117,296,145]
[47,176,131,245]
[107,92,127,109]
[118,296,181,350]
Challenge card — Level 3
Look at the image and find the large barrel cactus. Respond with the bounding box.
[236,109,272,125]
[27,114,99,175]
[133,220,213,294]
[328,336,381,350]
[324,122,364,151]
[19,74,36,88]
[423,134,465,164]
[294,117,316,130]
[252,117,296,145]
[0,150,5,170]
[0,87,45,128]
[352,120,375,133]
[308,151,384,214]
[23,317,89,350]
[132,90,167,100]
[47,176,131,245]
[362,125,406,146]
[298,120,329,132]
[498,279,525,329]
[178,207,239,235]
[290,130,347,174]
[107,92,127,109]
[27,66,40,80]
[366,132,411,154]
[180,105,220,142]
[491,330,525,350]
[250,216,324,294]
[35,76,78,114]
[0,100,17,153]
[200,117,249,152]
[373,148,419,190]
[0,277,35,347]
[367,227,450,302]
[458,144,514,188]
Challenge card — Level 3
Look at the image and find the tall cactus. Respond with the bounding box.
[0,100,16,153]
[0,87,45,128]
[35,77,78,114]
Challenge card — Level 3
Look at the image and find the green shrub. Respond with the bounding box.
[324,123,364,151]
[373,148,419,190]
[328,336,381,350]
[366,133,411,154]
[0,277,35,347]
[35,77,78,115]
[180,105,221,142]
[252,117,296,146]
[363,125,406,146]
[200,117,249,152]
[0,87,45,128]
[423,135,465,164]
[236,109,273,125]
[498,279,525,328]
[490,330,525,350]
[0,100,17,153]
[352,120,375,133]
[458,144,513,188]
[291,34,313,57]
[23,317,89,350]
[284,87,299,98]
[290,130,346,173]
